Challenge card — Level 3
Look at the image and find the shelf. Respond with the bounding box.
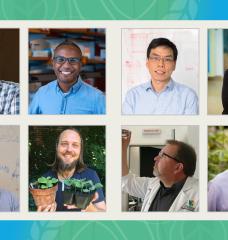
[29,56,50,61]
[29,56,105,65]
[29,29,105,38]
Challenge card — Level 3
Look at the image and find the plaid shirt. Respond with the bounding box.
[0,80,19,114]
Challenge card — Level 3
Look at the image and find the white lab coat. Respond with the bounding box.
[122,173,199,212]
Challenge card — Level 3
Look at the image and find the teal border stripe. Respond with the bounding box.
[0,0,227,20]
[1,220,228,239]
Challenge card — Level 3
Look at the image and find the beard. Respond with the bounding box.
[57,154,78,172]
[153,166,160,177]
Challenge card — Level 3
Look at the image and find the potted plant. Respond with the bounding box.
[29,176,58,207]
[63,178,103,209]
[62,179,75,205]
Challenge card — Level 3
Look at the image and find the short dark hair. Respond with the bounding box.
[166,140,196,176]
[147,38,178,61]
[53,40,82,57]
[52,128,86,173]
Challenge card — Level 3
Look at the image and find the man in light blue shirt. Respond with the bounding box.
[29,41,105,114]
[0,188,19,212]
[122,38,198,115]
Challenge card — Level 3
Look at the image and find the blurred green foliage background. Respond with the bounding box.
[29,126,105,210]
[208,126,228,181]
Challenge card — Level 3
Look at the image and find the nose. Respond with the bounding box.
[66,144,73,152]
[61,59,72,68]
[158,58,165,67]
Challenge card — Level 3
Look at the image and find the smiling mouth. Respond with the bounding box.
[60,71,73,75]
[155,70,165,75]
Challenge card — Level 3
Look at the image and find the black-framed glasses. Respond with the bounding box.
[158,151,180,163]
[148,55,174,64]
[53,56,81,64]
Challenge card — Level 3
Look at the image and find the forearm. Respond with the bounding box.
[122,147,129,176]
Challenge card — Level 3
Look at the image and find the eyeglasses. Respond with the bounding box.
[158,151,180,163]
[53,56,81,64]
[149,55,174,64]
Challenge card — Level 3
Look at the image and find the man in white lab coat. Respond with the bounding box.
[122,131,198,212]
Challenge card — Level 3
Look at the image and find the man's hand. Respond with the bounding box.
[37,202,57,212]
[122,129,131,150]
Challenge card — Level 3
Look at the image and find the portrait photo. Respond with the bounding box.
[122,28,199,115]
[122,125,199,212]
[208,29,228,114]
[0,29,19,114]
[29,126,106,212]
[29,28,106,115]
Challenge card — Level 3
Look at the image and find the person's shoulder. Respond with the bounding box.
[80,80,104,96]
[37,80,57,93]
[186,176,198,185]
[0,80,19,91]
[80,167,97,175]
[43,170,56,178]
[211,170,228,184]
[129,82,149,92]
[173,80,197,95]
[126,82,150,96]
[0,188,14,199]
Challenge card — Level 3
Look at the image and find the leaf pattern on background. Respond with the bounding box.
[163,0,200,19]
[169,221,228,240]
[29,221,65,240]
[24,221,228,240]
[0,0,200,19]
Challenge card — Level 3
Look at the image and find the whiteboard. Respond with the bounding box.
[122,28,199,101]
[0,126,19,198]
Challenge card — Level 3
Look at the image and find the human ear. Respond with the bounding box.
[175,162,183,174]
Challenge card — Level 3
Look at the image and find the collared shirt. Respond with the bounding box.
[29,77,105,114]
[122,79,198,115]
[208,170,228,211]
[0,80,19,114]
[0,189,19,212]
[122,173,199,212]
[43,168,105,211]
[149,179,186,211]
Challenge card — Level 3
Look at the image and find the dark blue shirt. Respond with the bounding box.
[44,168,105,211]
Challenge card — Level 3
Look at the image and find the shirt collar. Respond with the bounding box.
[160,177,187,192]
[56,76,83,94]
[145,78,174,92]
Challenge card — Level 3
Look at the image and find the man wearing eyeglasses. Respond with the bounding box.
[29,41,105,114]
[122,37,198,115]
[122,131,199,211]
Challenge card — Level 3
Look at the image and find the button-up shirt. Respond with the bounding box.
[122,79,198,115]
[149,179,186,211]
[0,189,19,212]
[29,77,105,114]
[0,80,19,114]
